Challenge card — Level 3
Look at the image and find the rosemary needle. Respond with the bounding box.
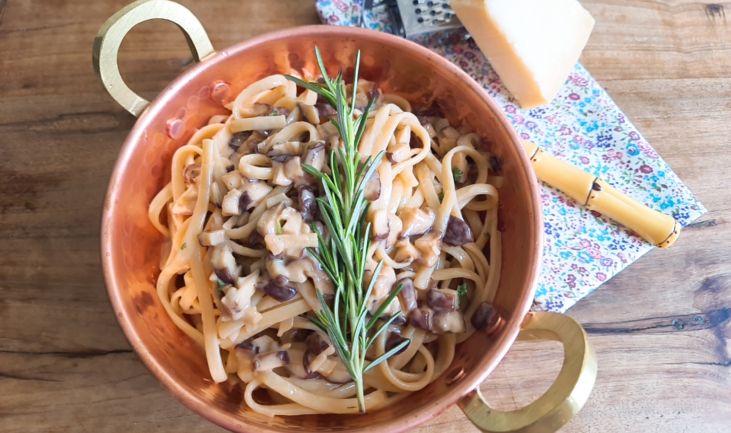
[285,48,410,413]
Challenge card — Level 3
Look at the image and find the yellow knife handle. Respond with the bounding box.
[522,141,680,248]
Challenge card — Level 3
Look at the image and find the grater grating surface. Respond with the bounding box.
[365,0,463,37]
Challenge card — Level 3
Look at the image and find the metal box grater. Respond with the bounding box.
[364,0,464,38]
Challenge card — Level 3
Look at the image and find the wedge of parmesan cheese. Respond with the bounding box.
[451,0,595,108]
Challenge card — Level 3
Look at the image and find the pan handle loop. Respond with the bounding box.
[93,0,215,117]
[458,312,597,433]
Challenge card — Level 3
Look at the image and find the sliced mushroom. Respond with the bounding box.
[410,132,424,149]
[432,118,450,133]
[256,276,298,302]
[271,161,290,186]
[385,332,410,355]
[267,141,305,159]
[441,126,460,139]
[385,214,403,249]
[267,106,291,118]
[302,141,326,172]
[280,328,310,344]
[220,272,257,321]
[443,215,474,246]
[298,102,320,125]
[315,102,336,119]
[320,358,352,384]
[235,337,260,354]
[221,171,244,191]
[286,104,302,124]
[490,156,502,173]
[208,208,225,231]
[387,143,411,164]
[409,307,433,331]
[183,164,201,184]
[306,333,331,356]
[309,217,325,236]
[367,82,381,102]
[381,311,408,326]
[369,209,390,241]
[258,203,288,236]
[398,207,436,238]
[244,132,266,154]
[471,302,501,335]
[253,350,290,372]
[414,230,443,267]
[239,181,272,211]
[426,289,458,312]
[365,265,397,306]
[248,229,264,247]
[369,296,401,317]
[251,335,277,353]
[298,185,318,223]
[301,350,323,379]
[433,311,466,334]
[364,171,381,201]
[243,103,271,118]
[197,229,226,247]
[285,345,321,380]
[270,154,294,164]
[229,131,252,151]
[209,182,224,208]
[285,156,307,186]
[393,238,419,266]
[266,254,335,296]
[316,120,339,143]
[221,189,243,217]
[395,278,417,312]
[238,192,253,214]
[271,156,307,187]
[264,233,318,259]
[439,136,457,153]
[210,243,238,284]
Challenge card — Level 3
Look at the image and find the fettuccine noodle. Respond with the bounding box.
[148,72,503,416]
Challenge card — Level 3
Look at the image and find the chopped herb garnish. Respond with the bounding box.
[457,283,468,307]
[452,166,463,182]
[269,109,279,116]
[275,219,283,235]
[438,192,444,203]
[484,232,491,239]
[181,242,187,250]
[214,279,227,298]
[285,48,409,413]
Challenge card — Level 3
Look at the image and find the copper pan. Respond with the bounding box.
[95,1,596,432]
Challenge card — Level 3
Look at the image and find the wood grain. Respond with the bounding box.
[0,0,729,432]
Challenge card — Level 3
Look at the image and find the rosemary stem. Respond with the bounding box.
[356,374,366,413]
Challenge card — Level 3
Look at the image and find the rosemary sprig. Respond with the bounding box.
[285,48,410,413]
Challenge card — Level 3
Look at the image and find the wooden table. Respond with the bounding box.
[1,0,729,431]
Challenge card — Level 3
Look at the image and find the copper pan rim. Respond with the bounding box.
[100,24,543,433]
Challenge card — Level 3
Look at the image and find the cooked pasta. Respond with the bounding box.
[148,71,502,416]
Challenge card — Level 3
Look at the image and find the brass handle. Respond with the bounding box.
[92,0,215,117]
[522,141,681,248]
[459,312,597,433]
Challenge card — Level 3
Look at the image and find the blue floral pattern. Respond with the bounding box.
[316,1,706,313]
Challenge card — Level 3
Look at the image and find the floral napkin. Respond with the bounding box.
[316,0,706,313]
